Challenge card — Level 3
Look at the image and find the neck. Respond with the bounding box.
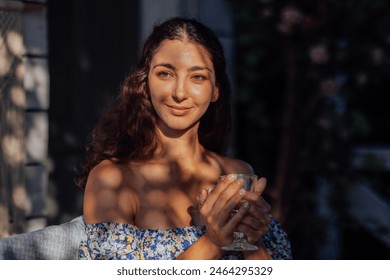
[154,125,205,161]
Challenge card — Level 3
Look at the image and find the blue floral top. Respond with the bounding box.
[79,217,292,260]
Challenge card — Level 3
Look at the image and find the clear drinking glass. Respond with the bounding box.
[221,173,259,251]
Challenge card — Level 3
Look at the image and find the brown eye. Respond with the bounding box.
[157,71,173,79]
[192,74,207,82]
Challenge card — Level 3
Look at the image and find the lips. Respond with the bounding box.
[166,105,192,116]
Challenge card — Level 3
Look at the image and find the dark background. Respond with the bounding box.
[47,0,140,223]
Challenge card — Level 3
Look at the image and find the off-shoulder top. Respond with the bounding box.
[79,217,292,260]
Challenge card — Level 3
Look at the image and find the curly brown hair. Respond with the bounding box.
[76,17,232,190]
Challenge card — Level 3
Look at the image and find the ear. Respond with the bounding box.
[211,87,220,102]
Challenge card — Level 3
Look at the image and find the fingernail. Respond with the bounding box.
[243,201,249,209]
[227,174,235,180]
[239,188,246,196]
[237,178,244,185]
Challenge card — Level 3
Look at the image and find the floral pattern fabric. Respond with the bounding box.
[79,217,292,260]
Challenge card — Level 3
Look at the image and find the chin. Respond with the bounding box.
[159,120,199,134]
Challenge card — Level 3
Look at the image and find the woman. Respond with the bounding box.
[77,17,291,260]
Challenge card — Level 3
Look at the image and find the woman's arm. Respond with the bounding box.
[83,160,138,224]
[176,235,222,260]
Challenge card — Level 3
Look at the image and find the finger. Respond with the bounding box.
[243,193,272,213]
[197,188,208,206]
[223,201,249,233]
[237,223,269,243]
[240,209,271,229]
[240,215,262,230]
[211,179,246,223]
[200,179,246,230]
[245,205,270,220]
[202,175,244,215]
[257,196,272,213]
[201,174,236,210]
[253,177,267,195]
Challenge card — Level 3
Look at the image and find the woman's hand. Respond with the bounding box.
[198,175,272,248]
[237,177,272,244]
[197,174,250,248]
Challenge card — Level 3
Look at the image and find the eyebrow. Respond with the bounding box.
[153,63,175,70]
[188,65,213,73]
[153,63,213,73]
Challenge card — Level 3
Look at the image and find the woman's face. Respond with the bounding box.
[148,39,219,135]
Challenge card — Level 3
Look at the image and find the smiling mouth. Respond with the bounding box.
[167,105,192,115]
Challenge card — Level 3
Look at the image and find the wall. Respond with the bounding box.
[0,0,49,236]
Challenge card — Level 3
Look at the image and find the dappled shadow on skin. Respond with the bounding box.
[135,157,223,230]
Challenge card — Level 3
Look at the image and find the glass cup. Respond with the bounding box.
[221,173,258,251]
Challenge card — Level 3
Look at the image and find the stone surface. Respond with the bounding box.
[22,7,48,56]
[25,164,48,218]
[25,111,48,164]
[24,57,49,110]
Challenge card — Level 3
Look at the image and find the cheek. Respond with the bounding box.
[189,83,214,103]
[149,80,172,101]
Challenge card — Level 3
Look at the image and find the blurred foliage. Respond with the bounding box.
[227,0,390,259]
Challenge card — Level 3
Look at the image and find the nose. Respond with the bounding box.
[172,76,187,102]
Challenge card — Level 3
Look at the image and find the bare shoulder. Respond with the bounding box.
[209,152,254,175]
[87,160,129,190]
[83,160,140,224]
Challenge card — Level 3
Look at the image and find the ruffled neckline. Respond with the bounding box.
[85,222,206,233]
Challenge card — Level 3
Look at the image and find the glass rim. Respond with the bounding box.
[219,173,258,180]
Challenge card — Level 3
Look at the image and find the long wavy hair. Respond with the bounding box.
[76,17,232,190]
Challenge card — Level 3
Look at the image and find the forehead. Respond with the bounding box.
[151,39,213,68]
